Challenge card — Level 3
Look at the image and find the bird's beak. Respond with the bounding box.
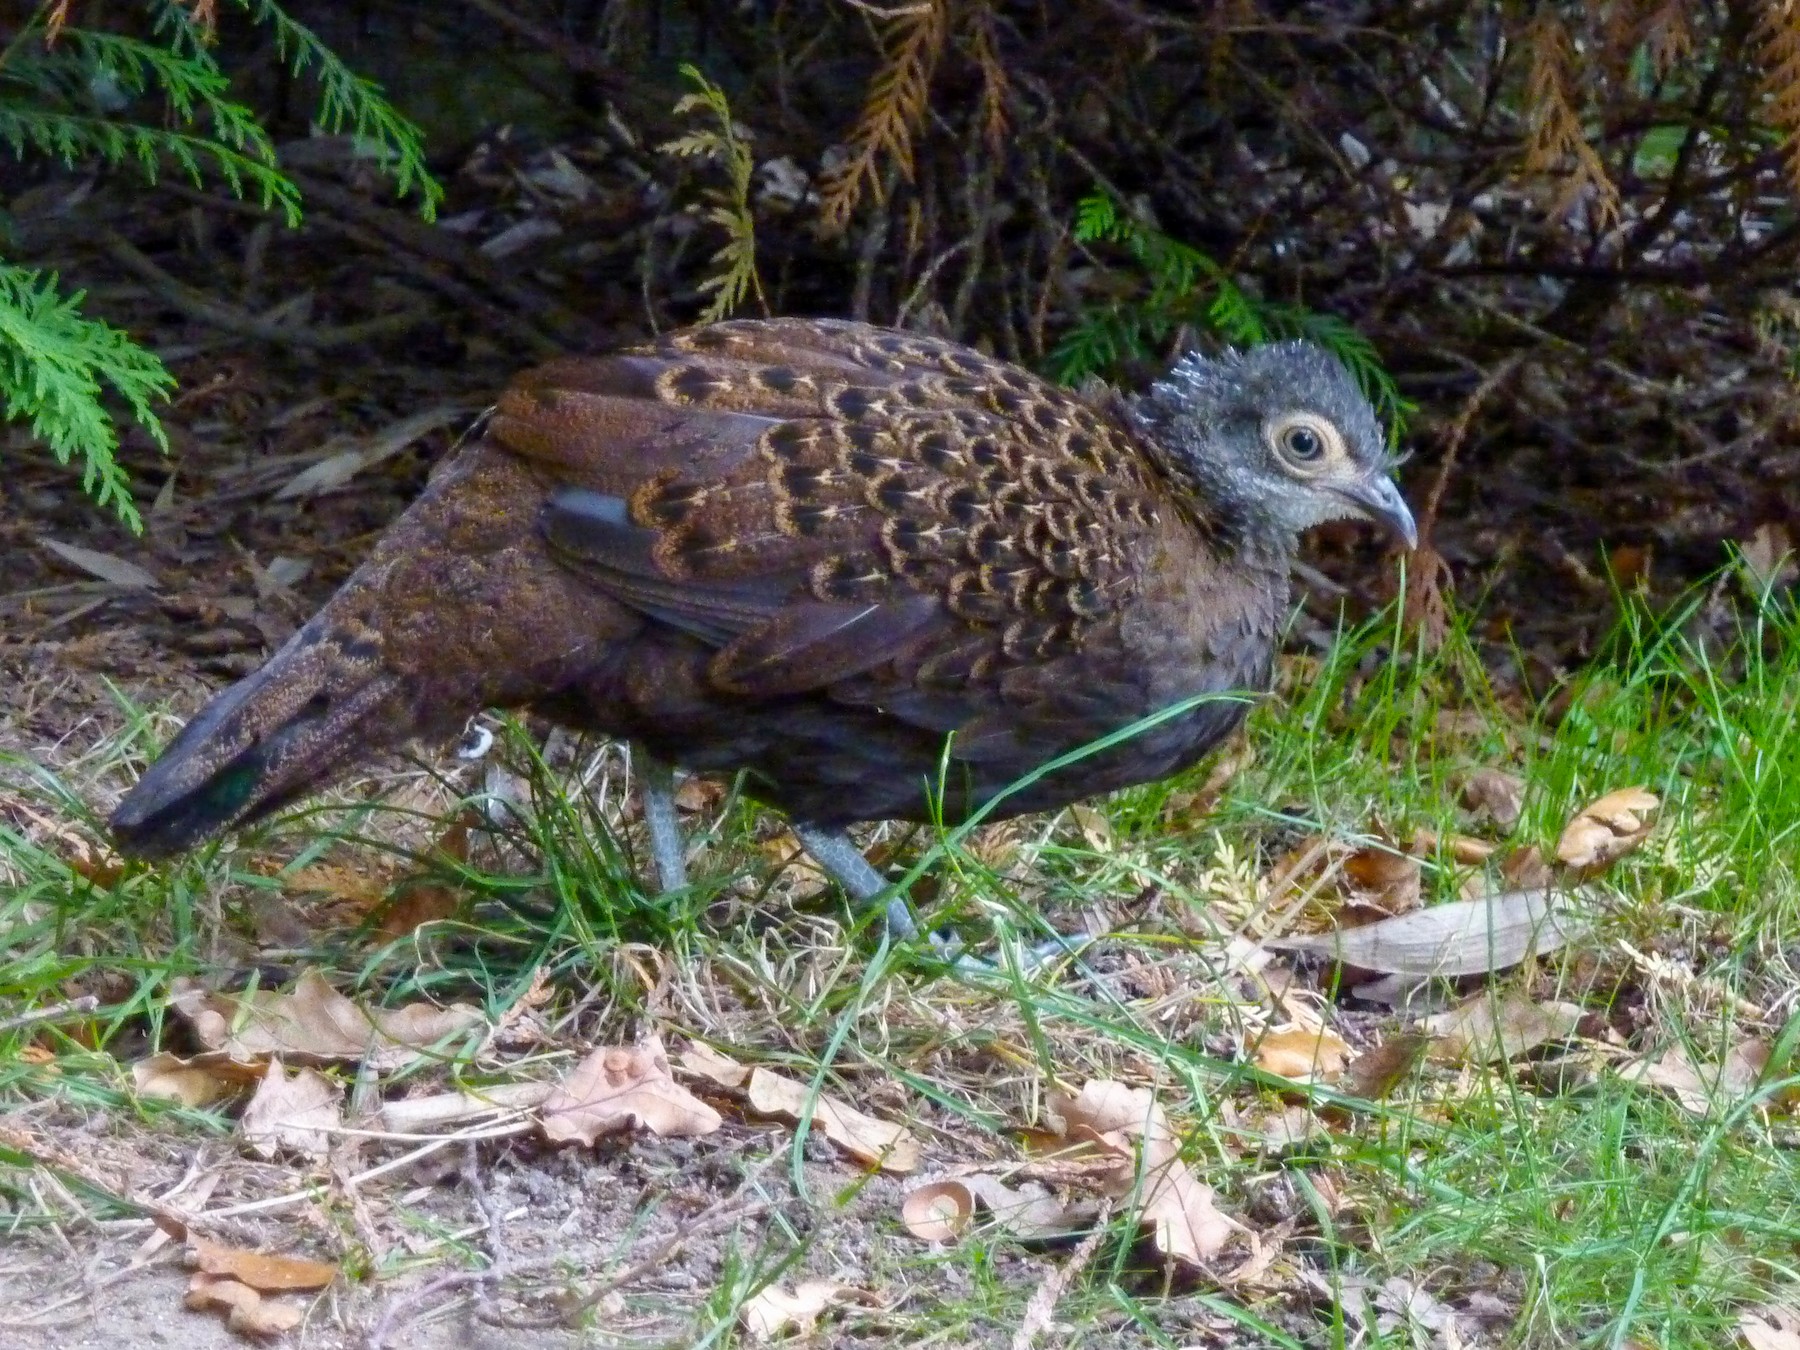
[1338,475,1418,550]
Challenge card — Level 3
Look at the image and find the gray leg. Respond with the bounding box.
[635,747,688,893]
[789,823,919,942]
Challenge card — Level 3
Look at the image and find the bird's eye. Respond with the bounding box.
[1266,412,1342,472]
[1282,426,1323,461]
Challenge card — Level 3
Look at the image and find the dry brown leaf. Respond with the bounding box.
[1412,828,1498,865]
[1740,522,1797,594]
[184,1273,304,1337]
[740,1280,873,1341]
[676,1039,750,1089]
[1741,1305,1800,1350]
[1555,787,1659,872]
[746,1067,919,1173]
[1251,1024,1350,1083]
[1460,767,1526,830]
[1341,847,1422,914]
[1045,1081,1235,1269]
[1501,845,1555,889]
[187,1237,338,1291]
[540,1036,722,1144]
[42,538,159,589]
[900,1175,1084,1243]
[1266,889,1585,977]
[1340,1035,1430,1100]
[171,969,486,1068]
[1423,991,1584,1065]
[132,1053,256,1109]
[240,1058,342,1160]
[1620,1037,1773,1116]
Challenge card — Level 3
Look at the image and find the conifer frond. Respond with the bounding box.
[1757,0,1800,196]
[661,65,766,323]
[0,265,172,532]
[1521,13,1621,226]
[818,0,948,235]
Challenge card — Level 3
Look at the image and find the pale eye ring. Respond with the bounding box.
[1267,412,1343,471]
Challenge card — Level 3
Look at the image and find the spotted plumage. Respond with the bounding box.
[108,317,1414,877]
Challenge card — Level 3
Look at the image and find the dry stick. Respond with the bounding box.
[1009,1199,1115,1350]
[100,232,430,350]
[1416,353,1525,549]
[0,996,98,1033]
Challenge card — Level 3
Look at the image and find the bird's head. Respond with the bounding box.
[1132,340,1416,555]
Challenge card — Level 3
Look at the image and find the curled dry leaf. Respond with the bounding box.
[1555,787,1659,873]
[132,1053,260,1109]
[1251,1024,1350,1083]
[1422,991,1585,1065]
[240,1058,342,1160]
[1265,889,1587,978]
[900,1175,1086,1243]
[746,1067,920,1173]
[171,970,486,1069]
[540,1036,722,1145]
[740,1280,875,1341]
[1500,845,1555,889]
[1460,767,1525,830]
[184,1273,303,1337]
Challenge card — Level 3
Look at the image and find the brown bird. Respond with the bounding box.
[108,318,1413,940]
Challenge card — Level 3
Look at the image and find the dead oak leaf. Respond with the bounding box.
[1620,1037,1779,1116]
[540,1036,722,1144]
[240,1058,342,1160]
[900,1174,1088,1243]
[740,1280,875,1341]
[132,1053,260,1109]
[171,969,486,1069]
[1741,1305,1800,1350]
[1460,767,1525,830]
[1555,787,1659,873]
[676,1039,751,1090]
[746,1067,920,1173]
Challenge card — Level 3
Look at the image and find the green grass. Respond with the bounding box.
[4,569,1800,1345]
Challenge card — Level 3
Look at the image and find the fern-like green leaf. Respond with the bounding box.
[0,264,171,531]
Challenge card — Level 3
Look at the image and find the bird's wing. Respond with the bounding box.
[492,318,1162,713]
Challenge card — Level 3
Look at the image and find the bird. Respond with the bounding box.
[107,317,1414,943]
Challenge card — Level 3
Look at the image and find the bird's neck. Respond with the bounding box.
[1125,401,1295,575]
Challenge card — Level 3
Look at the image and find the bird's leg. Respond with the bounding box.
[634,747,688,893]
[788,823,919,943]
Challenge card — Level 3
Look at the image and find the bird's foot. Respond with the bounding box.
[635,748,689,894]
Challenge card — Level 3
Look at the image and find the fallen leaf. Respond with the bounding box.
[1460,768,1525,830]
[540,1036,722,1144]
[1342,847,1421,915]
[1620,1037,1773,1116]
[900,1175,1085,1243]
[171,970,486,1069]
[187,1237,338,1291]
[1046,1081,1236,1268]
[184,1273,303,1337]
[1412,828,1498,865]
[1251,1024,1351,1083]
[1500,845,1555,889]
[1555,787,1659,873]
[240,1058,342,1159]
[1423,991,1585,1064]
[1741,1305,1800,1350]
[746,1067,919,1173]
[1265,889,1586,977]
[1340,1035,1430,1100]
[275,405,461,499]
[1739,523,1797,594]
[132,1053,254,1109]
[41,539,159,589]
[740,1280,872,1341]
[676,1039,750,1089]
